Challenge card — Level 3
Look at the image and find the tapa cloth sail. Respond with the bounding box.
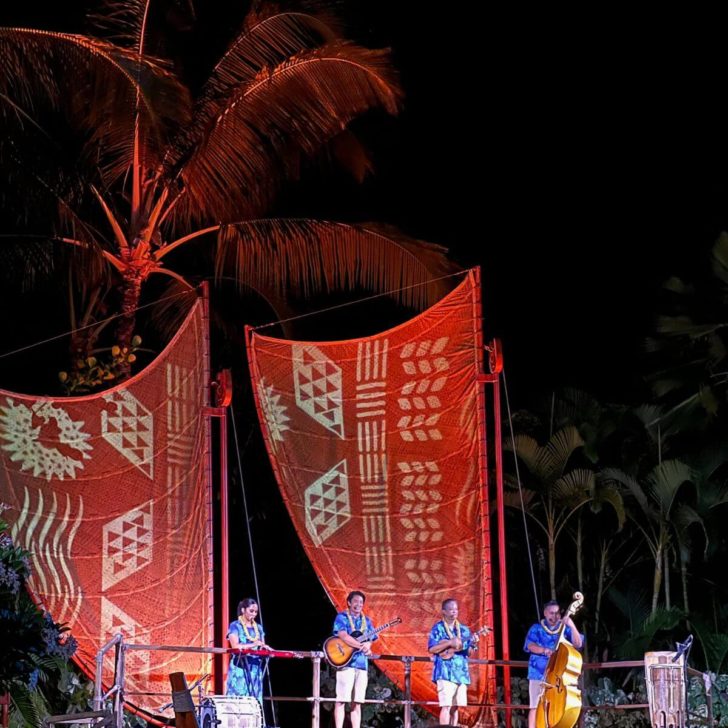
[0,297,213,716]
[247,270,495,723]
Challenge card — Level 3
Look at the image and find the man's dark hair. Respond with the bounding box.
[347,590,366,604]
[237,597,257,615]
[543,599,560,611]
[441,598,457,610]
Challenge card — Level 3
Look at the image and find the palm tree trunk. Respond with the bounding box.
[576,516,584,591]
[115,271,142,378]
[595,542,607,638]
[664,548,671,610]
[680,553,689,615]
[548,535,557,600]
[652,543,663,615]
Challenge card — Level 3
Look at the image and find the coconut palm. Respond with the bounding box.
[0,0,452,381]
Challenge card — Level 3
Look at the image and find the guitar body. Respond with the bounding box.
[323,618,402,668]
[323,631,363,669]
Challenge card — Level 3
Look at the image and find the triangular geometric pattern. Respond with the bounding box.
[248,271,496,726]
[305,460,350,545]
[100,390,154,479]
[292,344,344,438]
[102,500,153,590]
[0,299,213,718]
[100,596,150,688]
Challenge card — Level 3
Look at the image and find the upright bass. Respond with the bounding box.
[536,592,585,728]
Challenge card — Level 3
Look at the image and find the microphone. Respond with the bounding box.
[671,634,693,663]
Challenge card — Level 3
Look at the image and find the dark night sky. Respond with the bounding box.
[3,3,728,405]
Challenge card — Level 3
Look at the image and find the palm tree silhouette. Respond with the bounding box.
[0,1,452,380]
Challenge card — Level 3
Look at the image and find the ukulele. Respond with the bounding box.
[439,625,492,659]
[323,617,402,668]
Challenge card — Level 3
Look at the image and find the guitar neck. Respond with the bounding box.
[363,619,400,641]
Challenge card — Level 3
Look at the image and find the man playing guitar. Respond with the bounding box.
[332,591,376,728]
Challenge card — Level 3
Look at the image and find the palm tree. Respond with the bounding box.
[602,459,692,615]
[505,426,594,599]
[0,1,452,380]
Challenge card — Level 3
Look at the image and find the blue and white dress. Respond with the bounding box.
[226,620,266,704]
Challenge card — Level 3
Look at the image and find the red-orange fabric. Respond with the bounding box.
[247,270,495,724]
[0,299,213,715]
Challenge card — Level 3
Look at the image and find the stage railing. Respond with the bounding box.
[93,640,715,728]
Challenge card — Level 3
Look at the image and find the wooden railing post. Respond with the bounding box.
[169,673,199,728]
[312,654,322,728]
[403,655,413,728]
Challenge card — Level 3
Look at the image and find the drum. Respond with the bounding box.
[198,695,263,728]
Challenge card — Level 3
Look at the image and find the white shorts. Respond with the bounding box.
[336,667,368,703]
[437,679,467,707]
[529,679,544,708]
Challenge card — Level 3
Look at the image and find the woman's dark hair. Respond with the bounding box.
[237,598,258,615]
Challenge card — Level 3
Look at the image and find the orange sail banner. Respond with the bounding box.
[0,298,213,715]
[247,270,494,723]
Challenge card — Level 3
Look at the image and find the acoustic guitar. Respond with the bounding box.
[439,625,492,660]
[323,617,402,668]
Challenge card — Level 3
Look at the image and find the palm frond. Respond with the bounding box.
[615,603,683,659]
[553,469,594,501]
[602,467,652,518]
[203,6,339,98]
[690,616,728,673]
[86,0,150,50]
[169,42,401,224]
[592,481,627,530]
[211,218,455,310]
[9,684,42,728]
[647,459,692,515]
[543,426,584,480]
[711,231,728,286]
[0,27,189,186]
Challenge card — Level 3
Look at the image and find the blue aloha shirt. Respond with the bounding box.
[428,620,474,685]
[523,621,574,680]
[333,611,376,671]
[226,620,266,703]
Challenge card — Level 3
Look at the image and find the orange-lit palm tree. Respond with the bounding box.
[0,1,451,376]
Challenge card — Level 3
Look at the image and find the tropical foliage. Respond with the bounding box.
[0,504,82,727]
[504,240,728,674]
[0,0,453,391]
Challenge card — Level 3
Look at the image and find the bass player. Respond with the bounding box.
[524,599,583,728]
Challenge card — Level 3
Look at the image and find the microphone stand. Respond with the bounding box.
[672,634,693,728]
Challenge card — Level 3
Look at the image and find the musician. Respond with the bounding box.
[428,598,479,727]
[332,591,376,728]
[524,600,583,728]
[226,598,271,707]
